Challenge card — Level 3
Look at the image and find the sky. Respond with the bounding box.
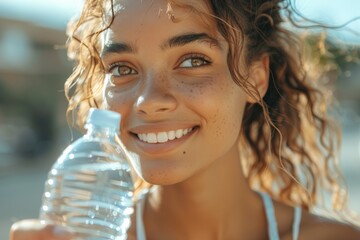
[0,0,83,29]
[294,0,360,43]
[0,0,359,43]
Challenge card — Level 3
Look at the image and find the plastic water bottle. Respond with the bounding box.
[40,108,134,240]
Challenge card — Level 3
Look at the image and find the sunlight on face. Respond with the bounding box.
[101,0,248,185]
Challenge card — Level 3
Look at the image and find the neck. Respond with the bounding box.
[143,145,265,240]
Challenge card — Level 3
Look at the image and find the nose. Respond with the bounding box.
[135,73,177,116]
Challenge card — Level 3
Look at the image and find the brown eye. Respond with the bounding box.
[191,58,206,67]
[179,54,211,68]
[109,64,137,77]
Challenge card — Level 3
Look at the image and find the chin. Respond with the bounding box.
[137,165,190,186]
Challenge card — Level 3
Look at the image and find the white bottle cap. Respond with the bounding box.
[86,108,121,130]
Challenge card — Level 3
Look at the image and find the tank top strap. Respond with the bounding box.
[136,189,147,240]
[292,206,302,240]
[258,191,302,240]
[258,191,280,240]
[135,190,301,240]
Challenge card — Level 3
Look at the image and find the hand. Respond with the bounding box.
[10,219,73,240]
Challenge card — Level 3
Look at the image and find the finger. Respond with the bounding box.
[10,219,72,240]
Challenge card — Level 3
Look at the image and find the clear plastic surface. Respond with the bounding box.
[40,109,134,240]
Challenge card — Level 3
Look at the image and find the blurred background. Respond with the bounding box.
[0,0,359,239]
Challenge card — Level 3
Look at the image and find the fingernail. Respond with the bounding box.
[52,225,71,237]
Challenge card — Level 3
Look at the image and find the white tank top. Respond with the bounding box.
[135,190,302,240]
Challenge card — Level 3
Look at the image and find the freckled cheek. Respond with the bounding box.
[210,108,236,136]
[207,92,245,141]
[191,96,240,140]
[104,86,132,112]
[172,78,217,104]
[103,86,135,142]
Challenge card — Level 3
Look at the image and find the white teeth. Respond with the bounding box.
[175,129,183,138]
[137,128,193,144]
[147,133,157,143]
[157,132,168,143]
[168,130,175,140]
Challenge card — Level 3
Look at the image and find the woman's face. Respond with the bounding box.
[101,0,250,185]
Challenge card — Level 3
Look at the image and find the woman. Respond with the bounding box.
[10,0,360,239]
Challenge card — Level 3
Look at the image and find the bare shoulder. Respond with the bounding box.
[282,210,360,240]
[299,212,360,240]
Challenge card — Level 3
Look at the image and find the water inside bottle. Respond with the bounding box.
[40,157,134,240]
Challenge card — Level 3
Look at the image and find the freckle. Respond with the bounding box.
[183,151,186,154]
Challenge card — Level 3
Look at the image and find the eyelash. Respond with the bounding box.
[178,53,212,68]
[106,53,212,79]
[107,62,137,77]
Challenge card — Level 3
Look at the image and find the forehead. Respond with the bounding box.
[102,0,217,44]
[107,0,209,16]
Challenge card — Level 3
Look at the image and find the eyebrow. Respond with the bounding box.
[161,32,221,50]
[102,42,136,57]
[101,32,221,58]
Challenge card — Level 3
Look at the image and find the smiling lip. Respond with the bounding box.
[129,125,198,155]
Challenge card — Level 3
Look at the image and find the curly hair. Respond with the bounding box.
[64,0,350,218]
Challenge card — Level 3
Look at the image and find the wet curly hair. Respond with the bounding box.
[64,0,351,217]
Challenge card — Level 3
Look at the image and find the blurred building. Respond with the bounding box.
[0,2,82,238]
[0,1,79,160]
